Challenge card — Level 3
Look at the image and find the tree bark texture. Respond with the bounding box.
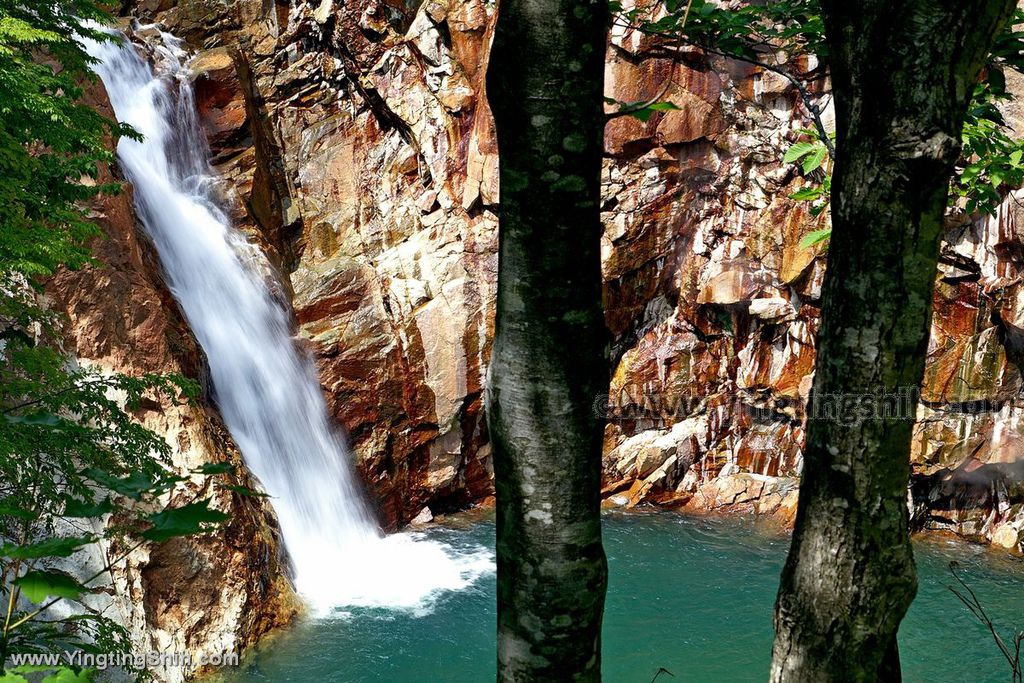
[770,3,1016,682]
[484,0,610,680]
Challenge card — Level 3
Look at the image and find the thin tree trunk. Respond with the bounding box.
[771,2,1016,681]
[484,0,610,679]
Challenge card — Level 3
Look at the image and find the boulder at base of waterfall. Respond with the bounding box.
[410,507,434,526]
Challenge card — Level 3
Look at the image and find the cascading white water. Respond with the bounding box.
[83,28,491,615]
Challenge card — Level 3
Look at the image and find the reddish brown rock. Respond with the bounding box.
[108,0,1024,558]
[191,47,248,156]
[46,76,297,682]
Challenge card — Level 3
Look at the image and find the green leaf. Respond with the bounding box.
[224,484,269,498]
[624,100,680,122]
[63,497,113,518]
[83,469,161,500]
[987,65,1006,96]
[0,498,38,520]
[800,228,832,248]
[0,535,95,559]
[193,462,235,475]
[0,672,30,683]
[801,146,828,174]
[43,668,93,683]
[629,109,655,123]
[141,500,230,542]
[789,187,823,201]
[961,162,984,183]
[15,570,87,603]
[645,101,680,112]
[783,141,817,164]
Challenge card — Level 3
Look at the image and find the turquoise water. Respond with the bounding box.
[216,511,1023,682]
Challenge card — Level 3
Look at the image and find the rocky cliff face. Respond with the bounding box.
[112,0,1024,557]
[46,76,297,682]
[128,0,500,528]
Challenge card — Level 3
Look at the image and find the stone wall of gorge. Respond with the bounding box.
[118,0,1024,552]
[128,0,501,528]
[44,72,298,682]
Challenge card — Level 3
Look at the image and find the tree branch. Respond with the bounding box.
[606,0,694,122]
[651,667,676,682]
[612,17,836,157]
[948,561,1023,682]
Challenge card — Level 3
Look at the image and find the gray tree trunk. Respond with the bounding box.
[771,2,1016,681]
[484,0,610,679]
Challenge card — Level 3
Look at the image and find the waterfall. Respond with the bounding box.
[82,28,491,615]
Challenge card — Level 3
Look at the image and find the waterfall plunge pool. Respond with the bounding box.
[211,510,1023,682]
[81,29,1023,682]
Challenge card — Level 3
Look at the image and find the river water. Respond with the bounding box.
[215,511,1023,682]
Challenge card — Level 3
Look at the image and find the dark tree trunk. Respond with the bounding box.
[771,2,1016,681]
[484,0,610,679]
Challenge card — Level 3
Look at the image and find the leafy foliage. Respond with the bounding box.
[0,1,246,677]
[783,138,827,175]
[786,127,832,229]
[954,72,1024,215]
[0,1,138,280]
[141,500,231,542]
[619,0,826,61]
[14,571,87,604]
